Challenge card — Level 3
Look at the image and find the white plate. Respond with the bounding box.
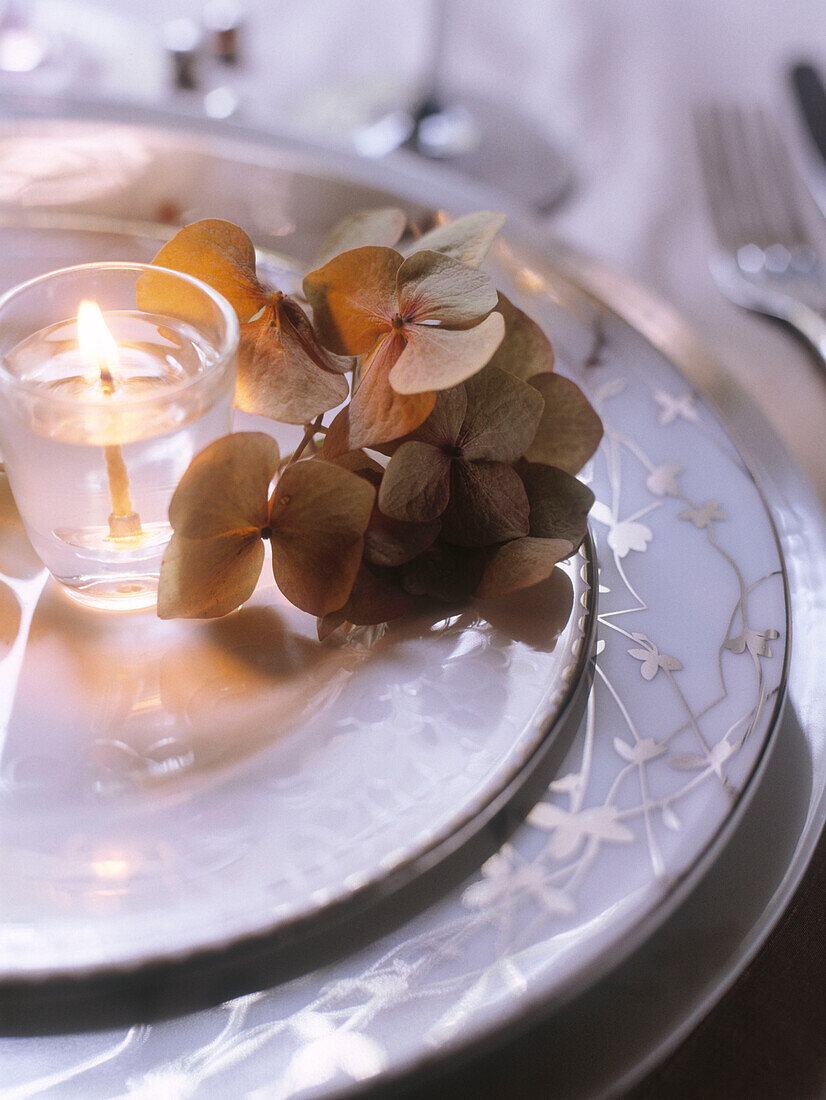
[0,116,794,1096]
[0,127,597,985]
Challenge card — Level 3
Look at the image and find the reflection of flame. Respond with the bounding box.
[77,300,119,389]
[92,855,131,880]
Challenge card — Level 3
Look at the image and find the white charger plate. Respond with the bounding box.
[0,115,796,1097]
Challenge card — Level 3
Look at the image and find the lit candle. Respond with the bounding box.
[0,263,238,611]
[77,300,143,542]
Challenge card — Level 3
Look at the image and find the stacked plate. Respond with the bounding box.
[0,111,823,1099]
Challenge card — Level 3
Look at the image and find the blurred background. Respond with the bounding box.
[3,0,819,487]
[3,1,823,279]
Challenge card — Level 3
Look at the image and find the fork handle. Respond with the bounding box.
[783,299,826,364]
[710,255,826,369]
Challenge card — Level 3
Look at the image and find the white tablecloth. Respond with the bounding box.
[65,0,826,503]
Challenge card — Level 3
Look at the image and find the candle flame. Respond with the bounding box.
[77,299,119,390]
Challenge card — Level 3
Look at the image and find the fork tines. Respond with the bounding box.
[694,104,816,262]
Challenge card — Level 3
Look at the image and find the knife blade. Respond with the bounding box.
[790,61,826,165]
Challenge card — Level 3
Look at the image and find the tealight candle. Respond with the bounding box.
[0,262,239,610]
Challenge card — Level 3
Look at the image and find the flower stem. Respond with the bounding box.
[281,415,326,469]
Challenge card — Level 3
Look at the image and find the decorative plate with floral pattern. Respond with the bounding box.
[0,118,789,1098]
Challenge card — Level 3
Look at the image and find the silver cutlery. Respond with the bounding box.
[790,62,826,168]
[694,103,826,366]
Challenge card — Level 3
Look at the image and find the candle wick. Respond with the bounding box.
[99,362,115,394]
[104,443,142,539]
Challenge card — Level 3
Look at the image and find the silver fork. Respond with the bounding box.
[695,104,826,365]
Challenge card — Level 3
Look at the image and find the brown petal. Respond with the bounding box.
[157,531,264,619]
[318,562,413,639]
[378,440,451,523]
[315,207,407,266]
[140,219,266,323]
[459,365,544,463]
[323,332,435,455]
[402,211,506,266]
[0,476,43,579]
[363,510,441,567]
[441,460,530,547]
[411,383,468,447]
[169,432,279,538]
[526,374,604,474]
[278,296,354,373]
[0,580,20,655]
[475,536,574,599]
[486,293,555,380]
[389,311,504,395]
[397,249,498,325]
[236,304,349,425]
[303,246,402,355]
[328,449,384,483]
[402,540,486,601]
[520,462,594,547]
[269,459,376,616]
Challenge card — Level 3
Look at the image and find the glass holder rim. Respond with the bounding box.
[0,261,240,409]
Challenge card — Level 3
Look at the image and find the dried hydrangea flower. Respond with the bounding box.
[378,365,543,547]
[141,220,350,424]
[158,432,374,619]
[144,208,605,632]
[304,246,505,454]
[475,463,595,598]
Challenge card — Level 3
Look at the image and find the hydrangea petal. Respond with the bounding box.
[363,510,441,567]
[315,207,407,266]
[378,440,451,523]
[0,581,20,655]
[323,332,435,455]
[520,462,594,546]
[328,450,384,481]
[158,531,264,619]
[460,365,544,463]
[397,250,498,324]
[237,304,349,425]
[526,374,604,474]
[278,296,354,374]
[412,384,468,447]
[269,460,375,616]
[475,536,574,599]
[388,311,504,395]
[334,449,442,565]
[141,219,266,323]
[486,293,555,380]
[169,432,279,539]
[303,246,402,355]
[0,477,43,579]
[441,460,529,547]
[402,211,506,266]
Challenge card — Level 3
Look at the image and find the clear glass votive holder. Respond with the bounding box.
[0,262,239,611]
